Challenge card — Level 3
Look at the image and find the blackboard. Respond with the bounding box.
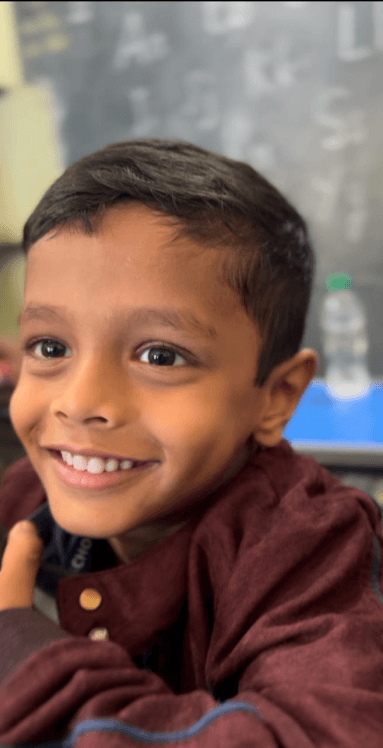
[13,1,383,377]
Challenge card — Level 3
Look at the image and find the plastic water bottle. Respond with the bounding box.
[320,272,371,400]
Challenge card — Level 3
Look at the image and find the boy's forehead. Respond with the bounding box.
[23,207,261,367]
[26,205,235,306]
[29,204,216,266]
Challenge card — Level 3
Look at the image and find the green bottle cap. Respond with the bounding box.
[325,272,352,292]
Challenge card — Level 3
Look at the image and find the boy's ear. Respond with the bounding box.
[254,348,318,448]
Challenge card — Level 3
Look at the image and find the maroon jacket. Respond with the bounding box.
[0,438,382,747]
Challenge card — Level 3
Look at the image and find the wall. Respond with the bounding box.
[0,1,63,242]
[0,1,63,338]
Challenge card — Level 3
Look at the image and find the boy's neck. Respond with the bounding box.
[108,437,260,565]
[109,520,188,565]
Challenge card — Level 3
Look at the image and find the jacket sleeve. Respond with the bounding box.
[0,489,382,747]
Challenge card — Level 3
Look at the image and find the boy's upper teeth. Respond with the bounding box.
[60,451,134,473]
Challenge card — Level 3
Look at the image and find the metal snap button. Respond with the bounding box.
[88,627,109,641]
[79,588,102,611]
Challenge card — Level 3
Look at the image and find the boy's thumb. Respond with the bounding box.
[7,520,44,559]
[12,520,39,535]
[0,520,44,608]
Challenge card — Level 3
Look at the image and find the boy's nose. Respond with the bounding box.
[50,360,137,427]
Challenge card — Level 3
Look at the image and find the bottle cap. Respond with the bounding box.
[325,272,352,292]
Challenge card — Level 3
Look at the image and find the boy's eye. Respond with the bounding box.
[23,339,188,367]
[24,339,71,360]
[138,346,187,367]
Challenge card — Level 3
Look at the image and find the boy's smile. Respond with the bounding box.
[10,203,269,561]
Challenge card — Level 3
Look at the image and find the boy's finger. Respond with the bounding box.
[0,521,44,609]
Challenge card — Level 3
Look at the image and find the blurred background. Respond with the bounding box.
[1,2,383,494]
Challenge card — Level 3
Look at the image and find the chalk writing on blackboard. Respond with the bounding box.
[67,1,94,25]
[201,1,255,35]
[181,71,219,132]
[344,180,368,243]
[128,87,159,138]
[338,2,383,59]
[113,10,169,71]
[244,40,310,99]
[312,88,367,151]
[310,166,346,225]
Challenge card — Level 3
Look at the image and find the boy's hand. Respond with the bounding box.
[0,521,43,610]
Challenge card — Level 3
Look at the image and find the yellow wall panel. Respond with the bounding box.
[0,2,23,88]
[0,2,63,340]
[0,3,64,241]
[0,252,25,339]
[0,83,64,240]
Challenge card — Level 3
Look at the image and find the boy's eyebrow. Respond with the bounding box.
[18,304,218,340]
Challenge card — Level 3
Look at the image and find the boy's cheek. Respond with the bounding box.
[8,388,24,440]
[9,384,40,449]
[146,401,229,454]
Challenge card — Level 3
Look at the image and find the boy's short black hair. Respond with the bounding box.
[22,139,315,388]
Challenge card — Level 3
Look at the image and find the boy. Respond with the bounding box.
[0,138,382,747]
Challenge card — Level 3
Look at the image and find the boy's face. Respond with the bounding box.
[10,204,271,545]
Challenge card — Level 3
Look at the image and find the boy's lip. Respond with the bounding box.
[42,444,158,464]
